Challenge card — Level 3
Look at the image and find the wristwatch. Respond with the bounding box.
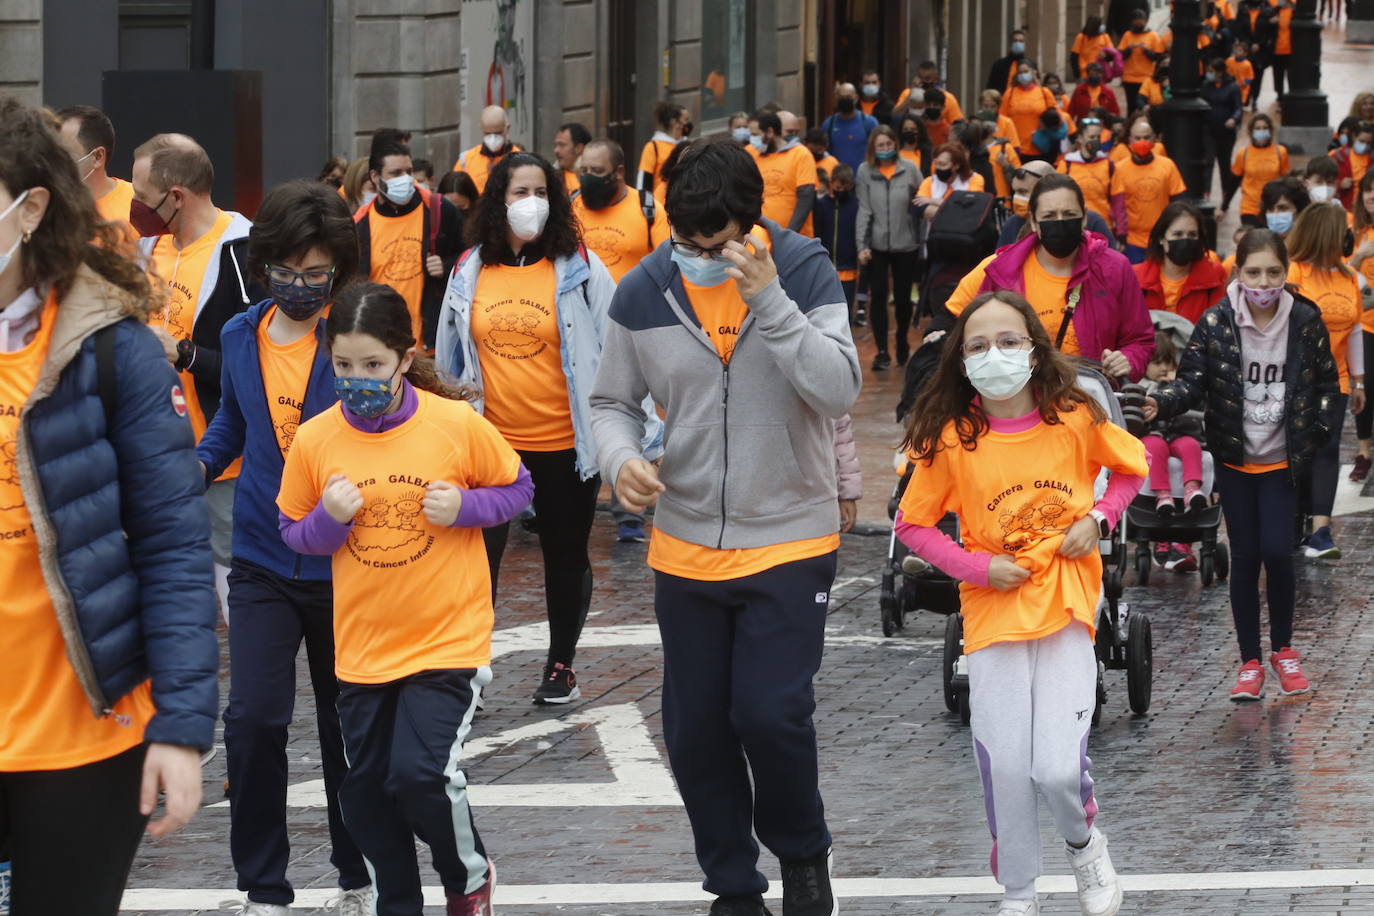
[1089,508,1110,539]
[174,338,197,372]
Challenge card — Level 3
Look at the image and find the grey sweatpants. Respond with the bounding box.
[968,621,1099,900]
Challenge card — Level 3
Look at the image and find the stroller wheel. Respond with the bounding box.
[1215,541,1230,580]
[880,572,898,637]
[1200,551,1215,587]
[958,686,971,725]
[1127,613,1153,715]
[1134,545,1152,586]
[942,614,962,713]
[1092,661,1106,726]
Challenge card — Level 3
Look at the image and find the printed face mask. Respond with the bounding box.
[1240,283,1282,309]
[335,370,400,419]
[270,278,332,321]
[671,246,731,287]
[383,174,415,205]
[506,195,550,241]
[0,190,29,279]
[965,346,1033,401]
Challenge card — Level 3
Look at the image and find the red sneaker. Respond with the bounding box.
[1229,660,1265,701]
[447,859,496,916]
[1351,455,1372,483]
[1270,648,1310,696]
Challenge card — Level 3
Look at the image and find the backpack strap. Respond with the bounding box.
[1057,284,1083,350]
[95,323,118,430]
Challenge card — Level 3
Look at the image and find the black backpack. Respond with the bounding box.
[925,190,998,266]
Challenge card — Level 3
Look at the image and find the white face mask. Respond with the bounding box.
[383,174,415,205]
[483,132,506,153]
[360,190,377,207]
[507,195,550,241]
[75,149,96,183]
[1309,184,1336,203]
[964,346,1033,401]
[0,190,30,279]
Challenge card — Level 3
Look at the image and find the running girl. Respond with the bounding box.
[1146,229,1340,701]
[896,290,1146,916]
[278,283,532,916]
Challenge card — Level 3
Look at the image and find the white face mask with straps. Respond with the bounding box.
[0,190,30,280]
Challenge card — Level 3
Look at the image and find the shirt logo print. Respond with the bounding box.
[346,490,437,568]
[378,236,424,283]
[997,491,1072,552]
[0,436,22,511]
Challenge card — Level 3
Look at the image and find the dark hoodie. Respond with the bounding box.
[1199,70,1244,133]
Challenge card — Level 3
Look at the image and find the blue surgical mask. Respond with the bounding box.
[1266,210,1295,235]
[749,134,766,152]
[1011,41,1026,55]
[671,247,731,287]
[782,133,801,150]
[1017,71,1034,86]
[732,127,752,144]
[876,148,898,161]
[1357,140,1371,156]
[335,372,400,419]
[383,174,414,205]
[1340,134,1351,148]
[1251,129,1272,145]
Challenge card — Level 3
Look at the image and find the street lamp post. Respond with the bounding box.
[1278,0,1332,154]
[1159,0,1217,243]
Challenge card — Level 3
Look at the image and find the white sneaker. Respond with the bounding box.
[322,886,372,915]
[1065,828,1123,916]
[217,901,291,915]
[996,898,1039,915]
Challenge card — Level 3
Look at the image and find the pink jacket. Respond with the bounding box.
[977,231,1155,380]
[833,413,862,501]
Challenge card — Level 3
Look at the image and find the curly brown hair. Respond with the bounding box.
[901,290,1105,462]
[0,96,152,311]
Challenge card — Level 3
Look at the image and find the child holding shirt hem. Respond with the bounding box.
[278,283,532,916]
[895,290,1145,916]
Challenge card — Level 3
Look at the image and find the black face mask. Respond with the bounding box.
[1166,237,1203,266]
[1088,76,1102,87]
[577,171,619,210]
[925,108,943,121]
[935,167,955,183]
[1131,22,1146,32]
[901,131,920,145]
[1084,140,1101,157]
[837,98,856,114]
[834,190,852,203]
[682,122,694,137]
[1037,217,1083,258]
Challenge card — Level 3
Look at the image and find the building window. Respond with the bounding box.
[701,0,751,122]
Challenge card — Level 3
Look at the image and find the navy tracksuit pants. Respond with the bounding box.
[336,667,492,916]
[223,560,368,905]
[654,552,837,898]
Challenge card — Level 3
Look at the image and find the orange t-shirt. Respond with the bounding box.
[149,209,241,481]
[1349,151,1371,189]
[94,177,137,247]
[1288,261,1361,393]
[1159,271,1187,312]
[917,173,987,200]
[1001,85,1057,157]
[638,138,680,191]
[1118,30,1165,83]
[1231,144,1290,217]
[1227,58,1256,102]
[647,227,839,580]
[561,168,580,196]
[878,161,898,180]
[0,298,155,770]
[757,145,820,237]
[1110,154,1187,248]
[1274,4,1293,55]
[278,392,521,682]
[995,115,1022,152]
[1058,157,1113,222]
[257,308,320,458]
[1072,32,1113,75]
[574,189,669,284]
[894,87,965,123]
[1356,227,1374,333]
[899,406,1147,653]
[816,153,841,178]
[469,258,573,451]
[899,149,923,173]
[945,253,1080,355]
[1139,78,1165,107]
[363,203,428,347]
[988,141,1022,201]
[453,144,520,194]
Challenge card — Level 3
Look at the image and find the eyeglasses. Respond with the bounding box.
[962,334,1033,357]
[266,264,336,288]
[669,237,737,262]
[1079,118,1102,126]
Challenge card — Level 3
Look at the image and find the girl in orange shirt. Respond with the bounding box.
[1347,169,1374,481]
[1286,203,1365,559]
[278,284,532,916]
[1000,63,1058,160]
[1232,115,1290,226]
[1070,15,1112,81]
[896,291,1145,916]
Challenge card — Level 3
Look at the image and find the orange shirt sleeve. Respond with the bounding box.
[897,436,959,527]
[638,142,657,180]
[794,147,819,190]
[967,173,987,193]
[918,176,934,198]
[1167,160,1188,196]
[1086,414,1150,479]
[945,256,993,317]
[457,403,524,488]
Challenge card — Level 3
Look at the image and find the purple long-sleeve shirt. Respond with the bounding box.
[278,380,534,554]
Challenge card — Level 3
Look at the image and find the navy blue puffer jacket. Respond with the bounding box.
[17,267,219,750]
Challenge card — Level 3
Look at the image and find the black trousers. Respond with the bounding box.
[1356,330,1374,441]
[867,249,916,359]
[1270,54,1290,99]
[1311,393,1349,517]
[484,448,599,668]
[653,552,837,897]
[337,668,491,916]
[1123,81,1142,114]
[1207,128,1240,207]
[223,560,368,905]
[0,743,148,916]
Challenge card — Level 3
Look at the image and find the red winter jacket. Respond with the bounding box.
[1134,253,1230,324]
[1068,81,1121,120]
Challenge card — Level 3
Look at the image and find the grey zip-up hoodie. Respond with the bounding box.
[856,159,923,254]
[590,218,861,550]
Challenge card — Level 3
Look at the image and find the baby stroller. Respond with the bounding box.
[1122,311,1230,587]
[881,362,1153,723]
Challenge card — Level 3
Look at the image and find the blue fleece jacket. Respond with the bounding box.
[198,300,338,580]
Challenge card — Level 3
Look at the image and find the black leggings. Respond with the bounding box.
[484,448,599,668]
[1208,129,1240,206]
[867,249,916,358]
[0,743,149,915]
[1270,54,1289,99]
[1311,393,1349,517]
[1356,331,1374,441]
[1216,465,1296,663]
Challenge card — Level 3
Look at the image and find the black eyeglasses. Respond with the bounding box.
[669,238,737,262]
[265,265,337,289]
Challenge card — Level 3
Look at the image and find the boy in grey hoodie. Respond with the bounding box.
[590,138,861,916]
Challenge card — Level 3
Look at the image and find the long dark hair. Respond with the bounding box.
[1354,167,1374,234]
[466,152,581,265]
[0,96,152,309]
[1146,199,1206,264]
[249,180,360,289]
[326,283,477,401]
[901,291,1104,462]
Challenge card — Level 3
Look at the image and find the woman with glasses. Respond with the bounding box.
[196,180,373,915]
[942,173,1154,380]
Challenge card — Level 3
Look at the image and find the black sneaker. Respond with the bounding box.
[780,850,836,916]
[709,895,773,916]
[871,352,891,371]
[532,662,581,705]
